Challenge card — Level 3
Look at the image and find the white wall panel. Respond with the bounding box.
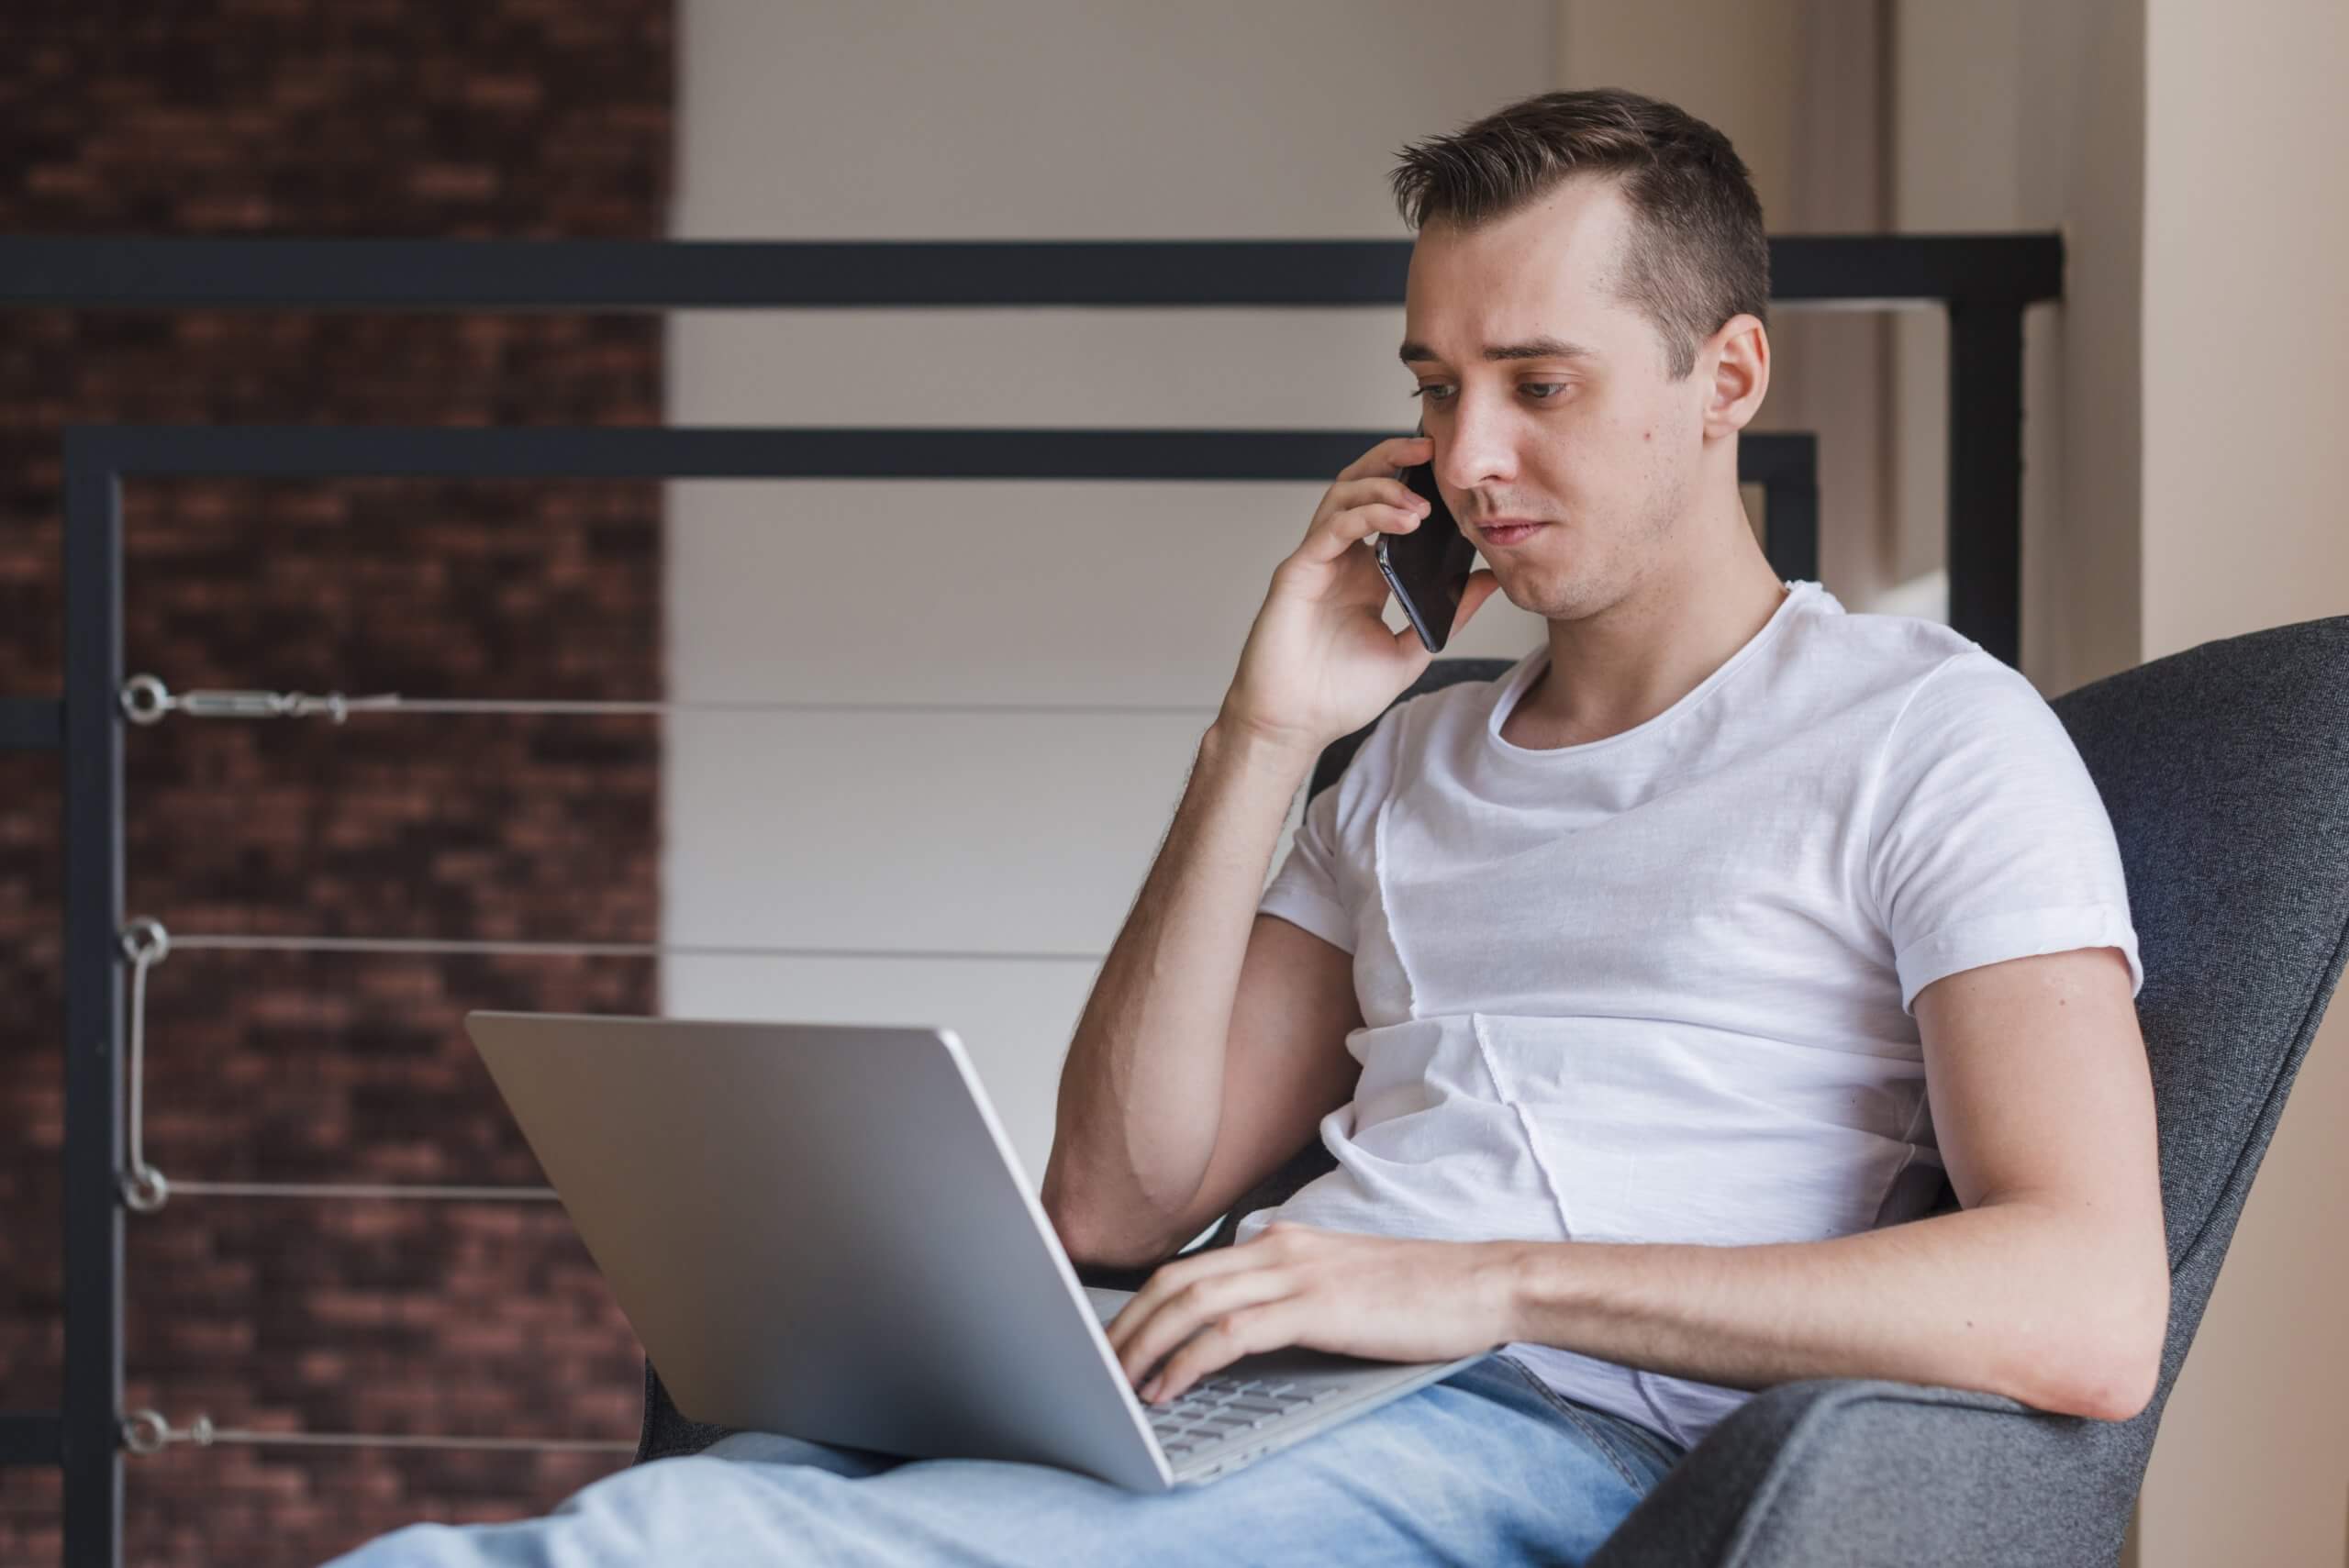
[667,476,1543,707]
[663,710,1211,954]
[672,0,1556,1192]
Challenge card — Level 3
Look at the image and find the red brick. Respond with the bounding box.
[0,5,672,1564]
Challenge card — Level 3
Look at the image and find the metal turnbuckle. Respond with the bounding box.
[120,674,401,727]
[119,1407,631,1456]
[121,1408,213,1455]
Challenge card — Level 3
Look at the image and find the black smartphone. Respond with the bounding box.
[1374,421,1478,652]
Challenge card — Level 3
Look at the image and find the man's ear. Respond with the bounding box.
[1699,313,1769,437]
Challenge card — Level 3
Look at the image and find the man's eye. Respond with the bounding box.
[1407,384,1566,403]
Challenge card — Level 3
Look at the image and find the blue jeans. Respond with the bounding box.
[324,1352,1687,1566]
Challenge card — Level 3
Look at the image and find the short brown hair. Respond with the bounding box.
[1389,87,1770,382]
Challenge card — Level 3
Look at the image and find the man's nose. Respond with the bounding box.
[1433,408,1518,493]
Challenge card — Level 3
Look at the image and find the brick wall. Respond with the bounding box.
[0,8,672,1564]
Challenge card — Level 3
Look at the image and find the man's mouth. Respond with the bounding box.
[1475,518,1548,547]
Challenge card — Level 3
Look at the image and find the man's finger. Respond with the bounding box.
[1116,1268,1295,1390]
[1104,1235,1284,1357]
[1295,499,1426,569]
[1456,568,1502,626]
[1141,1301,1289,1405]
[1114,1259,1288,1385]
[1334,435,1431,484]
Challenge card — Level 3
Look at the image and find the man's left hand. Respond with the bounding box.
[1103,1221,1520,1404]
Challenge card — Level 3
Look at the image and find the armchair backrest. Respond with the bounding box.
[2052,617,2348,1451]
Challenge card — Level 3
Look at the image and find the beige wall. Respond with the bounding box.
[2134,1,2349,1562]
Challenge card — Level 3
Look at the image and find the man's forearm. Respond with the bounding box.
[1486,1201,2168,1422]
[1041,717,1315,1262]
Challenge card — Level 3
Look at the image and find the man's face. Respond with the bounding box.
[1399,176,1726,620]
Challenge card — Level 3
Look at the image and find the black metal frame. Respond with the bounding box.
[0,232,2057,1567]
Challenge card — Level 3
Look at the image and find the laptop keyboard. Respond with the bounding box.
[1143,1373,1338,1459]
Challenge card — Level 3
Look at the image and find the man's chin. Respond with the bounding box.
[1476,562,1526,610]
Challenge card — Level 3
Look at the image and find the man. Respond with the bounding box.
[331,87,2165,1567]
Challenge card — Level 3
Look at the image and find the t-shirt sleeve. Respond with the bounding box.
[1867,649,2144,1015]
[1257,773,1354,951]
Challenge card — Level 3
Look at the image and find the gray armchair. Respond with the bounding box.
[636,617,2349,1568]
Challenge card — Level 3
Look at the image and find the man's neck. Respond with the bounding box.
[1508,522,1790,752]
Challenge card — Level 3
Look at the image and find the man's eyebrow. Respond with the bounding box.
[1397,335,1599,365]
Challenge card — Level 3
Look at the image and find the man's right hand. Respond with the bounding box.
[1219,435,1502,758]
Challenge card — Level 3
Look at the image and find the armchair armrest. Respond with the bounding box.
[1590,1377,2133,1568]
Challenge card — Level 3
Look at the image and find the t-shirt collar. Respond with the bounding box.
[1484,580,1820,761]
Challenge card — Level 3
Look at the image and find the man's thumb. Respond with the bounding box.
[1453,569,1503,629]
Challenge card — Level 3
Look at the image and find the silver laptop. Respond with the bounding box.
[462,1011,1483,1490]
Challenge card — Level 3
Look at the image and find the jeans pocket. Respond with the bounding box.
[1488,1355,1652,1493]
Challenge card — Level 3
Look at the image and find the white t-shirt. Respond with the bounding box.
[1243,578,2142,1453]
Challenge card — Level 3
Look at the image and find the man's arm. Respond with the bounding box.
[1156,906,1368,1255]
[1109,945,2172,1421]
[1498,945,2168,1419]
[1041,430,1499,1273]
[1040,721,1362,1270]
